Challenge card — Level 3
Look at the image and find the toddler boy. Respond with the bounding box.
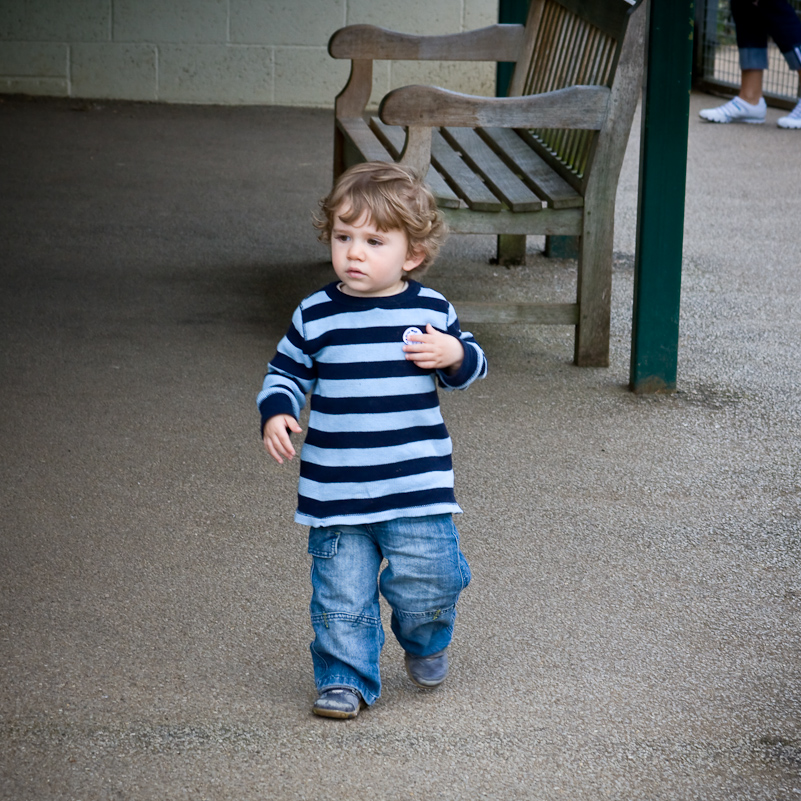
[258,162,487,718]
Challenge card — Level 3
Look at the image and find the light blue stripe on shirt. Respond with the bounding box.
[317,342,406,364]
[301,289,330,310]
[301,437,453,467]
[299,469,454,502]
[294,502,462,528]
[309,407,444,433]
[314,374,436,398]
[305,306,449,340]
[276,332,309,366]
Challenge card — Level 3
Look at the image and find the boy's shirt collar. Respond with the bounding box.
[326,279,421,308]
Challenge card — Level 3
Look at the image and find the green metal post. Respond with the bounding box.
[629,0,694,393]
[496,0,529,96]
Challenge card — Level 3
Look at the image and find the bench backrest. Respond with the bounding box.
[509,0,641,191]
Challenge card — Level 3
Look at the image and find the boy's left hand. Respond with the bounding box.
[403,324,464,373]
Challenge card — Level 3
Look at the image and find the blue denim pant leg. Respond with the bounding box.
[307,515,471,705]
[308,525,385,706]
[731,0,801,69]
[376,514,471,658]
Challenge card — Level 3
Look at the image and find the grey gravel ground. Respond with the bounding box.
[1,93,799,800]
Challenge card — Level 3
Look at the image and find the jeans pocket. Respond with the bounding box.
[448,518,471,591]
[458,550,472,591]
[308,527,340,558]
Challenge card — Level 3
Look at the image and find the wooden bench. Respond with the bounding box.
[328,0,646,366]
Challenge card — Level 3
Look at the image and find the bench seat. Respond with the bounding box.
[328,0,646,366]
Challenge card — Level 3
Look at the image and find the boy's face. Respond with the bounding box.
[330,206,425,298]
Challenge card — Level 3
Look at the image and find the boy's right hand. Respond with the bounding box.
[263,414,303,464]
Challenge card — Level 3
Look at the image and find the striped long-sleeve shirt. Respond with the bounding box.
[257,280,488,527]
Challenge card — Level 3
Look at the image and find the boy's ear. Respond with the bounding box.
[403,248,426,272]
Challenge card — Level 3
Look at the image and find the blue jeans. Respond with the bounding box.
[731,0,801,70]
[307,514,471,706]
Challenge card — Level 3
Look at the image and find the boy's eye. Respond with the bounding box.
[367,238,382,246]
[334,234,349,242]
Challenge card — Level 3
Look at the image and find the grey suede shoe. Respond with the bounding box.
[405,648,449,688]
[312,687,365,719]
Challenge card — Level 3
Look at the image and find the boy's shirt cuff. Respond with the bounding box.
[437,342,479,389]
[259,392,298,433]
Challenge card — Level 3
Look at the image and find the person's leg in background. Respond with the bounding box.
[757,0,801,127]
[700,0,801,126]
[700,0,769,123]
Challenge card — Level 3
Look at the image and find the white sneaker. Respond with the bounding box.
[699,96,766,124]
[777,98,801,129]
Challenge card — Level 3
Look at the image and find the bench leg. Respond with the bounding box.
[545,235,579,259]
[495,234,526,266]
[574,229,612,368]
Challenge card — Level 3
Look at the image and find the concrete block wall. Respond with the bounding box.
[0,0,498,106]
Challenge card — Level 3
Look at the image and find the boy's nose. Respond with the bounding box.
[347,240,364,260]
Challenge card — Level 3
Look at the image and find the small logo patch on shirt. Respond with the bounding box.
[402,326,423,345]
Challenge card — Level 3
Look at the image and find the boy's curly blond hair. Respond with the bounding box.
[314,162,447,278]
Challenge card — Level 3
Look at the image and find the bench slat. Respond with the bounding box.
[441,127,544,212]
[371,118,495,211]
[553,0,638,41]
[440,206,582,235]
[478,127,583,209]
[516,127,584,193]
[330,24,527,61]
[337,117,395,166]
[456,301,579,325]
[367,118,462,208]
[431,129,503,212]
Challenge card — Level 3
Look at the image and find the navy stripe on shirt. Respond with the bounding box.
[304,423,449,450]
[316,359,428,381]
[297,487,457,520]
[300,454,453,484]
[306,325,435,351]
[310,390,441,416]
[303,291,448,325]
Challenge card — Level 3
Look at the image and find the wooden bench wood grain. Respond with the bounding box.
[328,0,646,367]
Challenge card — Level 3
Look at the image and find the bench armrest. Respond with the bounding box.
[329,24,526,62]
[379,84,611,130]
